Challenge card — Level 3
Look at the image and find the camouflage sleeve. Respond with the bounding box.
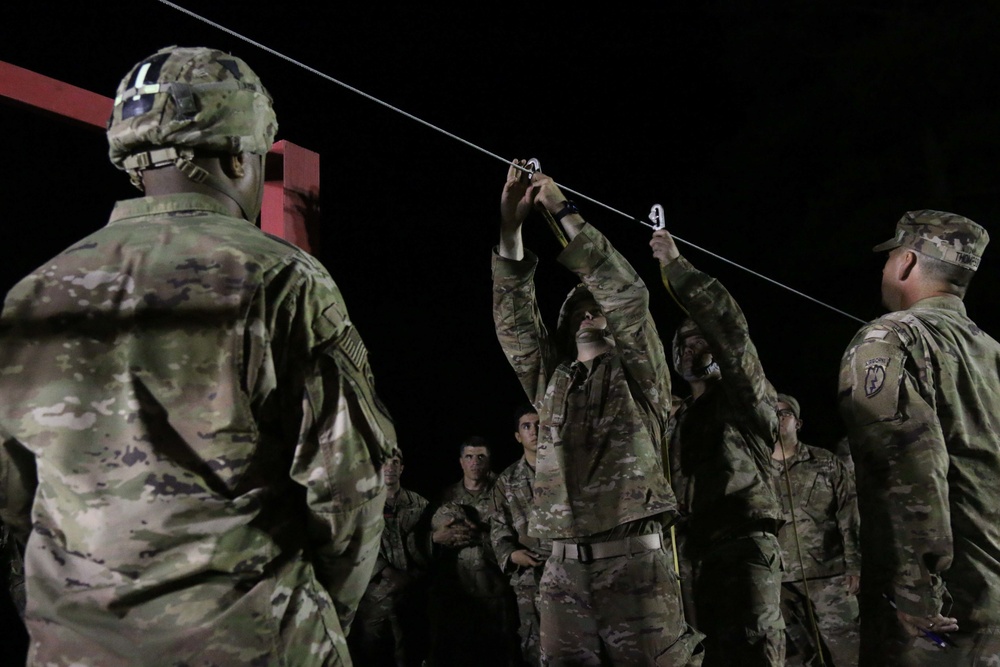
[838,324,951,617]
[402,492,433,571]
[489,473,520,575]
[559,224,671,412]
[832,456,862,574]
[661,255,777,435]
[290,274,396,633]
[492,249,558,406]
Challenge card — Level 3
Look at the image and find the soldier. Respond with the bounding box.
[839,210,1000,665]
[770,393,861,666]
[491,403,552,666]
[349,452,432,666]
[493,161,702,665]
[0,46,395,666]
[427,436,518,667]
[651,227,785,666]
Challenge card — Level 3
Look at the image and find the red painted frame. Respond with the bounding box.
[0,59,319,253]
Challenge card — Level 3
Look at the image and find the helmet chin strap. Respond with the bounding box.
[123,147,259,222]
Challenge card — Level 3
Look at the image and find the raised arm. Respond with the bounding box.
[493,161,562,405]
[652,228,777,434]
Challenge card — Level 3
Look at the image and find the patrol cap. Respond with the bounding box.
[775,393,800,419]
[872,210,989,271]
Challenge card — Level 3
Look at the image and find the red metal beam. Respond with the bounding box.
[0,60,111,129]
[262,140,321,254]
[0,59,319,251]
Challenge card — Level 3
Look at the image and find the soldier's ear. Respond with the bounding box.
[795,418,803,431]
[898,250,919,281]
[221,153,246,179]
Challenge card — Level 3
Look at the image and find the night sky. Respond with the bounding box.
[4,2,1000,662]
[4,0,1000,531]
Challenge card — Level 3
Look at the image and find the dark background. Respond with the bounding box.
[3,2,1000,660]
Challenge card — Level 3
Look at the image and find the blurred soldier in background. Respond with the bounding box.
[491,403,552,666]
[427,436,517,666]
[350,452,431,666]
[771,393,860,666]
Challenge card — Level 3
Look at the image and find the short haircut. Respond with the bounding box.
[458,435,492,458]
[512,402,538,430]
[919,253,975,297]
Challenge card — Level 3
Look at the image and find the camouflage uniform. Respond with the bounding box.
[493,223,702,666]
[662,255,786,667]
[428,476,519,666]
[0,192,394,666]
[840,210,1000,665]
[350,487,431,666]
[491,456,553,666]
[771,443,861,666]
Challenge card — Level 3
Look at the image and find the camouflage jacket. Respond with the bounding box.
[770,444,861,582]
[359,487,430,612]
[839,295,1000,627]
[662,255,783,558]
[490,457,552,590]
[432,477,509,598]
[492,224,677,540]
[0,193,396,666]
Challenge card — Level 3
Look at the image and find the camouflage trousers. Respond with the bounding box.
[780,573,860,666]
[667,527,699,630]
[694,532,785,667]
[512,568,543,666]
[538,541,704,666]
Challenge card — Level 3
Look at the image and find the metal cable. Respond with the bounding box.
[156,0,867,325]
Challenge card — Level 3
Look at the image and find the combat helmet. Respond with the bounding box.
[107,45,278,220]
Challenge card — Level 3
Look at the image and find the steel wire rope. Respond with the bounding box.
[157,0,867,325]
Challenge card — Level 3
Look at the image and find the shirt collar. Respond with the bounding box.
[108,193,239,225]
[909,294,968,317]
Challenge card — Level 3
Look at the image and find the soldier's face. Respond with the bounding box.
[459,446,490,482]
[514,413,540,455]
[383,456,403,489]
[568,298,607,333]
[679,335,710,377]
[775,401,801,439]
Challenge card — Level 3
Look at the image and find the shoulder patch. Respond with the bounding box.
[863,358,888,398]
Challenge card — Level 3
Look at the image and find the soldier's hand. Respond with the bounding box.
[501,159,536,231]
[845,574,860,596]
[896,610,959,638]
[650,229,680,266]
[510,548,543,568]
[530,172,569,216]
[432,517,477,548]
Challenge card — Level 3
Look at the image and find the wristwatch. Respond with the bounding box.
[552,200,579,222]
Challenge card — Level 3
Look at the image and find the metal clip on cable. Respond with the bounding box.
[526,158,570,248]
